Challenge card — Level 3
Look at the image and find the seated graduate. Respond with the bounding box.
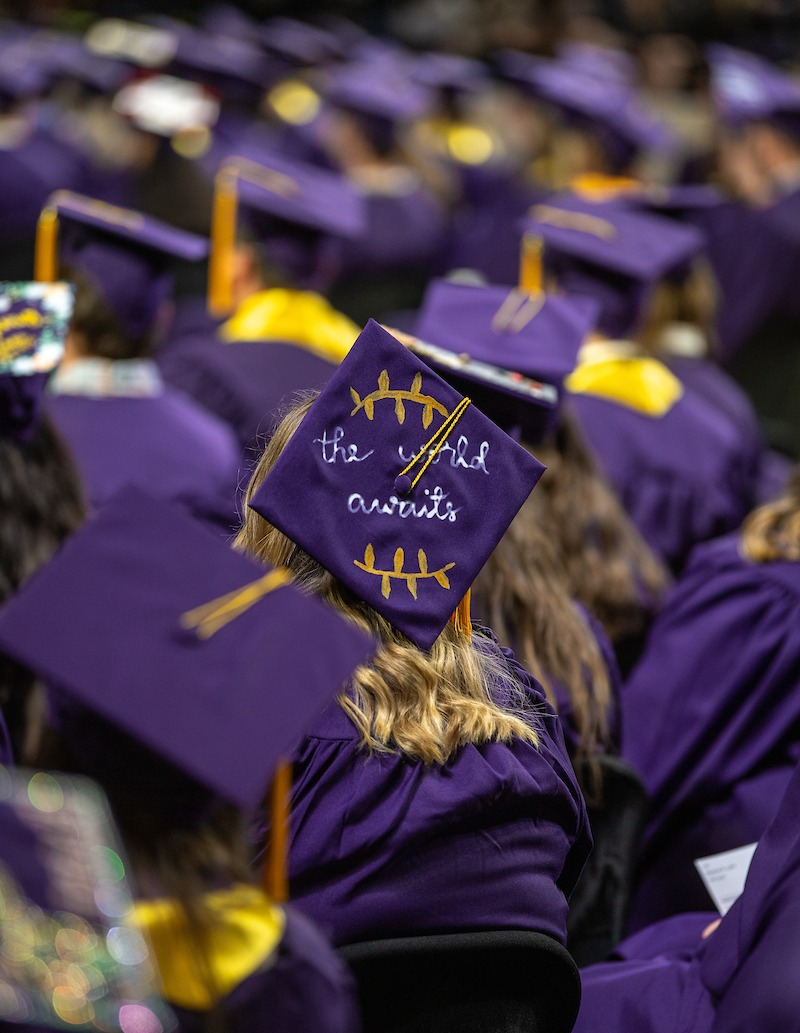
[36,191,242,531]
[158,152,367,460]
[571,752,800,1033]
[619,465,800,930]
[522,197,756,571]
[0,281,85,765]
[236,319,592,948]
[319,55,450,324]
[0,486,373,1033]
[414,277,669,679]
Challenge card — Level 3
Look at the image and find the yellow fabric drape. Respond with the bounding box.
[566,352,684,416]
[221,288,360,364]
[133,885,285,1011]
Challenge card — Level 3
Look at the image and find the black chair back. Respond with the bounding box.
[567,754,649,967]
[339,928,581,1033]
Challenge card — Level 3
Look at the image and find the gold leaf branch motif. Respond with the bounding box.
[350,370,449,428]
[354,545,454,599]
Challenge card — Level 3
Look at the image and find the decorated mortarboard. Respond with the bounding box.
[0,765,174,1032]
[248,319,546,650]
[708,44,800,137]
[112,73,220,138]
[415,278,599,390]
[0,281,73,442]
[0,486,374,816]
[35,191,208,342]
[209,150,366,313]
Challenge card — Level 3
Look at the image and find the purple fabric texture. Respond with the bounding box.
[415,279,599,389]
[47,389,242,528]
[621,534,800,928]
[169,905,361,1033]
[574,759,800,1033]
[566,390,754,570]
[0,487,375,811]
[250,320,546,649]
[287,631,591,947]
[158,337,337,460]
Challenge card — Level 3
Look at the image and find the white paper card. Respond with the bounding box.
[694,842,758,916]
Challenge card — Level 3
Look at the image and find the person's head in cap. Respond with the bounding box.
[0,281,85,763]
[385,322,617,786]
[210,150,366,315]
[410,278,669,679]
[320,55,433,168]
[0,485,371,1015]
[522,196,710,344]
[709,44,800,204]
[35,191,208,362]
[237,319,547,766]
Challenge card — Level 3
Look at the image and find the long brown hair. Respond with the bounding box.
[474,500,612,782]
[741,465,800,562]
[236,394,542,766]
[531,411,670,645]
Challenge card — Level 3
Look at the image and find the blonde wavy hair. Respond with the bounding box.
[236,395,541,765]
[741,466,800,563]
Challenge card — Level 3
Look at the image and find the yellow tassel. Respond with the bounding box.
[208,168,239,318]
[34,207,59,282]
[262,760,292,904]
[519,233,543,294]
[449,588,472,640]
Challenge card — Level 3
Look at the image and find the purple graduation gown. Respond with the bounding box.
[621,534,800,929]
[168,906,360,1033]
[158,338,336,460]
[287,631,592,948]
[566,390,754,571]
[47,391,242,528]
[573,758,800,1033]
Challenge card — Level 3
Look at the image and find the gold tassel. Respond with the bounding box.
[34,207,59,282]
[449,588,472,640]
[519,233,543,294]
[262,760,292,904]
[208,168,239,317]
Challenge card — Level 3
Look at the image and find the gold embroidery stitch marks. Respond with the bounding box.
[354,545,454,599]
[350,370,449,428]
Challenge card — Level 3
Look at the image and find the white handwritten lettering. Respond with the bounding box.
[315,426,374,464]
[347,486,461,523]
[397,435,489,474]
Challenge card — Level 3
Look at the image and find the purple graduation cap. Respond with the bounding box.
[508,56,674,171]
[249,320,546,650]
[413,279,599,440]
[36,191,208,342]
[0,281,73,442]
[709,44,800,138]
[212,149,366,298]
[411,52,488,95]
[0,486,375,814]
[323,55,434,125]
[521,196,705,338]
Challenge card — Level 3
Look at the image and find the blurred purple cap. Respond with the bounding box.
[416,278,599,389]
[0,487,375,812]
[0,281,73,443]
[557,40,635,87]
[226,149,366,289]
[708,44,800,140]
[249,320,545,649]
[522,196,705,337]
[45,191,208,342]
[325,56,434,124]
[412,52,488,95]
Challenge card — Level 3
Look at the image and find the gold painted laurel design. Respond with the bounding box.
[350,370,450,428]
[354,544,455,599]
